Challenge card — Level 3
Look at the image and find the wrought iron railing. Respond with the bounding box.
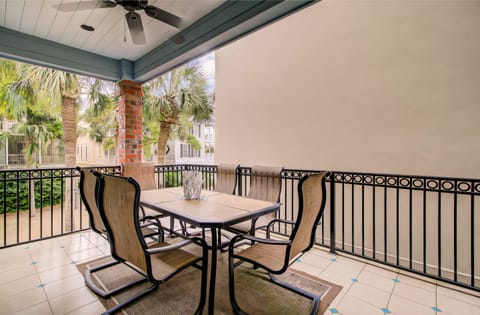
[0,164,478,292]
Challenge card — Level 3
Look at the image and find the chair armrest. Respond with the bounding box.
[146,236,207,254]
[266,219,295,238]
[229,233,290,250]
[146,239,193,254]
[140,215,164,242]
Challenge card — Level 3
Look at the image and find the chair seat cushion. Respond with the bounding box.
[149,242,202,280]
[236,242,288,273]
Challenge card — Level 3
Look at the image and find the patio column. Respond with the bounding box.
[117,80,143,163]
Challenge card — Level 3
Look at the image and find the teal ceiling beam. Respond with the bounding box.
[0,26,121,82]
[134,0,318,82]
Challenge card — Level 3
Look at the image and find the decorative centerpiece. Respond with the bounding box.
[183,171,202,200]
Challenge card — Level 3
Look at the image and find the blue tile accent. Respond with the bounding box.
[431,306,442,312]
[330,308,339,314]
[381,307,391,314]
[352,278,359,282]
[392,278,400,283]
[37,283,46,288]
[31,261,37,265]
[331,258,337,262]
[296,258,302,263]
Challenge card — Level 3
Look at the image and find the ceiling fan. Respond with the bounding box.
[54,0,184,45]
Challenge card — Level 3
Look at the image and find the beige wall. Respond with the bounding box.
[216,0,480,178]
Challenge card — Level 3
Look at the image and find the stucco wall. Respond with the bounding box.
[215,0,480,178]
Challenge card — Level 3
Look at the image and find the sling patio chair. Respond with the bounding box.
[121,162,179,233]
[225,165,283,236]
[214,163,239,194]
[228,172,328,315]
[78,167,163,299]
[97,173,209,315]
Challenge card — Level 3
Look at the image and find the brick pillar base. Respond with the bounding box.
[117,80,143,163]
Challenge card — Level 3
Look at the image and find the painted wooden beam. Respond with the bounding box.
[134,0,318,82]
[0,26,123,82]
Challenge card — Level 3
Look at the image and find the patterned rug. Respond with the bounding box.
[77,254,342,315]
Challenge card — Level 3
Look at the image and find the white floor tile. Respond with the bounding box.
[388,294,436,315]
[392,282,436,307]
[49,287,98,315]
[0,287,47,314]
[43,273,86,299]
[437,292,480,315]
[347,282,391,308]
[38,264,80,284]
[12,302,53,315]
[337,294,384,315]
[65,301,106,315]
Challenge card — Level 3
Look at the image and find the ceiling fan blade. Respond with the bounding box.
[54,1,116,12]
[144,5,182,29]
[126,12,146,45]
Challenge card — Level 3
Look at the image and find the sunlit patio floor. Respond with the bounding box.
[1,230,479,315]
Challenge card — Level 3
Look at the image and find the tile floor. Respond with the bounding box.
[0,230,479,315]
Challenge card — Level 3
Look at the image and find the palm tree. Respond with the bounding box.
[20,66,80,167]
[80,80,117,160]
[0,60,80,167]
[143,65,213,164]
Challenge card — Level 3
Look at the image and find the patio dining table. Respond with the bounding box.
[140,187,280,315]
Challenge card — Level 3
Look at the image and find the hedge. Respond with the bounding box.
[0,179,64,213]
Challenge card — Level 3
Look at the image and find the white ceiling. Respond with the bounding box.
[0,0,224,60]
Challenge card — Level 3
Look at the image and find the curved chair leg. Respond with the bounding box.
[228,250,248,315]
[269,273,320,315]
[85,260,147,298]
[101,283,158,315]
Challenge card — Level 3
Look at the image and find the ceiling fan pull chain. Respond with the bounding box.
[124,18,127,43]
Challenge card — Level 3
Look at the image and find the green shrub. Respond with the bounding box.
[164,171,182,187]
[0,179,64,213]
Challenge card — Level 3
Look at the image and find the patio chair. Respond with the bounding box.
[121,162,176,232]
[214,163,239,194]
[228,172,328,315]
[78,167,164,299]
[226,165,283,235]
[97,174,209,315]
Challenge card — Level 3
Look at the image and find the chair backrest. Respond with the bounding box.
[214,164,239,194]
[248,166,283,203]
[78,168,105,235]
[97,174,148,273]
[121,162,156,190]
[289,173,327,260]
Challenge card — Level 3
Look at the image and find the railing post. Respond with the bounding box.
[237,167,242,196]
[329,171,336,254]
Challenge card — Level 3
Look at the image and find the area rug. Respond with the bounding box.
[77,254,342,315]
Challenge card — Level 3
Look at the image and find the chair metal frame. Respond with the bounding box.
[228,173,328,315]
[78,167,158,299]
[97,174,209,315]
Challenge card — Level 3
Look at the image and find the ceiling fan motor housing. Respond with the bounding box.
[119,0,148,12]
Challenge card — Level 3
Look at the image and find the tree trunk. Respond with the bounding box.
[61,96,77,232]
[157,120,172,164]
[61,96,77,167]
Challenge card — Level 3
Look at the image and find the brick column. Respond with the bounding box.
[117,80,143,163]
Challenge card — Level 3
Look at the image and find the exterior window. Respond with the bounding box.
[180,144,200,158]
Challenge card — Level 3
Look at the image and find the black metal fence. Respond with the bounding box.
[1,164,478,292]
